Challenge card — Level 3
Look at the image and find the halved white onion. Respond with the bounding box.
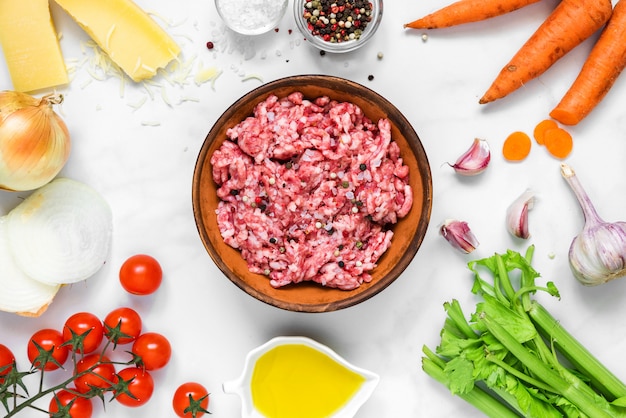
[6,178,113,285]
[0,216,60,316]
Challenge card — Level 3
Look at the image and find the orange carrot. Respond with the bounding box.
[479,0,613,104]
[550,0,626,125]
[543,127,573,159]
[502,131,532,161]
[403,0,541,29]
[533,119,558,145]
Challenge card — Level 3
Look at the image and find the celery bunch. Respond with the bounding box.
[422,246,626,417]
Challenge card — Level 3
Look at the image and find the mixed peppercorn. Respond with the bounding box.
[302,0,374,43]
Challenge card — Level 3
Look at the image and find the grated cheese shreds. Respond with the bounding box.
[194,63,221,86]
[60,15,234,116]
[127,96,147,111]
[241,73,263,83]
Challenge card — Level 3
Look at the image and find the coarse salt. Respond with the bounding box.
[215,0,288,35]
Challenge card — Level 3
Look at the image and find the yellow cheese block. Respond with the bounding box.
[54,0,181,82]
[0,0,69,92]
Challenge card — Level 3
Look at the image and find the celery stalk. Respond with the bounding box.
[529,301,626,401]
[479,312,619,418]
[422,246,626,417]
[422,346,522,418]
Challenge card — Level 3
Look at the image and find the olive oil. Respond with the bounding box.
[250,343,366,417]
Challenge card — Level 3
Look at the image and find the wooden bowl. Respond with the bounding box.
[192,75,432,312]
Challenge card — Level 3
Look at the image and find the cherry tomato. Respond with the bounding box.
[119,254,163,295]
[131,332,172,371]
[74,354,116,393]
[103,307,142,345]
[48,388,93,418]
[0,343,15,383]
[27,329,68,371]
[115,367,154,407]
[172,382,210,418]
[63,312,104,354]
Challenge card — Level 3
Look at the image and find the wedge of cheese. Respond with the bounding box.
[0,0,69,92]
[54,0,181,82]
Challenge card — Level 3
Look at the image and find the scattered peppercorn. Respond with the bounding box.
[269,237,277,244]
[368,74,374,81]
[359,163,367,171]
[338,261,345,268]
[320,50,326,56]
[230,189,240,195]
[206,41,214,50]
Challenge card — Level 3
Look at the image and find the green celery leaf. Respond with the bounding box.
[514,381,563,418]
[477,295,537,344]
[613,396,626,407]
[444,356,475,395]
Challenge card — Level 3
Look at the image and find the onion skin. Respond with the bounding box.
[0,91,71,191]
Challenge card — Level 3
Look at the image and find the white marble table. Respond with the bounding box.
[1,0,626,416]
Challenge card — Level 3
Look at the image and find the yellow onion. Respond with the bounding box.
[0,91,70,191]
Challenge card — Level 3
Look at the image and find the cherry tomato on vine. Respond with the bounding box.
[27,329,68,371]
[63,312,104,354]
[49,388,93,418]
[119,254,163,295]
[172,382,210,418]
[103,307,142,345]
[74,354,116,393]
[0,343,15,383]
[115,367,154,407]
[131,332,172,371]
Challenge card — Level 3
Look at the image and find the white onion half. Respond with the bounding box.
[6,178,113,285]
[0,216,60,316]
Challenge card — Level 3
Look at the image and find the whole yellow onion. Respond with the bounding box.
[0,91,70,191]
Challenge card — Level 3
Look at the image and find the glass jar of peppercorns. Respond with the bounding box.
[294,0,383,53]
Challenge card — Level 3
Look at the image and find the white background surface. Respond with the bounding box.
[2,0,626,417]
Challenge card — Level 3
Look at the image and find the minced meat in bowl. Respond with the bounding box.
[192,75,432,312]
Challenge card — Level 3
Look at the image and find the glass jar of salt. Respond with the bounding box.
[215,0,288,35]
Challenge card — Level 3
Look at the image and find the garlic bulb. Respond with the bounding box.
[561,163,626,286]
[0,91,71,191]
[447,138,491,176]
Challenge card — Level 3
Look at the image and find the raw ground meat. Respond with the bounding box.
[210,92,413,290]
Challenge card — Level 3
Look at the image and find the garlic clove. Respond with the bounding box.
[561,163,626,286]
[440,219,479,253]
[506,189,535,239]
[448,138,490,176]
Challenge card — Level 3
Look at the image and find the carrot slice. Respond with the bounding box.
[403,0,541,29]
[533,119,558,145]
[480,0,613,104]
[550,0,626,125]
[502,131,532,161]
[543,127,573,159]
